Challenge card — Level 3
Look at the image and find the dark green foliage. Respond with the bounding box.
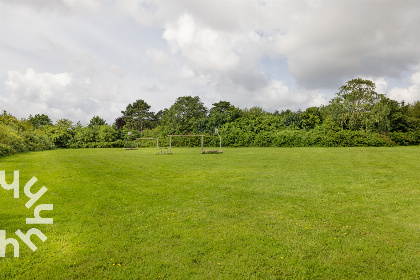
[300,107,323,130]
[160,96,208,135]
[280,109,302,128]
[152,109,164,127]
[88,116,106,127]
[215,128,395,148]
[389,131,420,146]
[406,101,420,130]
[376,98,408,132]
[206,101,241,132]
[114,116,126,130]
[42,119,75,148]
[210,100,235,114]
[327,78,384,131]
[242,106,268,118]
[28,113,52,128]
[121,99,155,131]
[98,125,117,142]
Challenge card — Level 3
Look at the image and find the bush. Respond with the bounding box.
[0,143,15,157]
[389,131,420,146]
[0,122,55,157]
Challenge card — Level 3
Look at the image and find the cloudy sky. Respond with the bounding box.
[1,0,419,125]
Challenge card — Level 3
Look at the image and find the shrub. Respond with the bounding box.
[389,131,420,146]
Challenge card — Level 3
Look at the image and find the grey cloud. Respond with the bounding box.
[227,69,268,92]
[277,0,420,89]
[1,0,419,125]
[1,0,101,13]
[141,84,165,93]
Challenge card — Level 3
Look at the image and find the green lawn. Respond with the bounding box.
[1,147,419,279]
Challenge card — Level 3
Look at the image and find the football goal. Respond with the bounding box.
[167,135,205,154]
[136,138,159,149]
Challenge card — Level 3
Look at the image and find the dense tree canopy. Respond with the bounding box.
[1,78,420,157]
[88,116,106,127]
[121,99,155,131]
[28,114,52,128]
[161,96,208,134]
[328,78,384,131]
[207,101,241,132]
[114,116,126,130]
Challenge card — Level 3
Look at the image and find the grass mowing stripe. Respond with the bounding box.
[0,147,419,279]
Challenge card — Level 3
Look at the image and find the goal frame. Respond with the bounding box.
[167,135,205,154]
[136,138,159,149]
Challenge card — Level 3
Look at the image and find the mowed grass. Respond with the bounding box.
[0,147,419,279]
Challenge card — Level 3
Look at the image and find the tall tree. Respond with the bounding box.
[55,118,74,130]
[280,109,302,129]
[88,116,106,127]
[151,109,165,128]
[328,78,383,131]
[42,119,75,148]
[114,116,126,130]
[242,106,268,118]
[28,114,52,128]
[121,99,154,131]
[407,101,420,131]
[207,101,241,131]
[300,107,322,130]
[161,96,208,134]
[209,101,235,114]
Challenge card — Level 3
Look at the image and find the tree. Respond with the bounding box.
[114,117,126,130]
[280,109,302,129]
[88,116,106,127]
[151,110,164,128]
[161,96,208,134]
[73,126,97,144]
[209,101,235,114]
[42,119,74,148]
[300,107,322,130]
[406,101,420,131]
[369,98,391,132]
[328,78,383,131]
[371,97,411,132]
[28,114,52,128]
[207,101,241,131]
[242,106,268,118]
[55,119,74,130]
[98,125,117,142]
[121,99,154,131]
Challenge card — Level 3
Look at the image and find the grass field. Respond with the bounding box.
[1,147,419,279]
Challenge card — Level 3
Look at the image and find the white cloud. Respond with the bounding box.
[116,0,161,26]
[163,14,240,72]
[2,0,101,13]
[388,66,420,104]
[1,0,419,125]
[2,69,124,124]
[146,48,176,69]
[4,69,73,103]
[273,1,420,88]
[254,80,328,111]
[372,77,389,96]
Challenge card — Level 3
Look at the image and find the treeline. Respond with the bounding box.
[1,78,420,157]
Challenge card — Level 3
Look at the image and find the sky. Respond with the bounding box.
[1,0,420,125]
